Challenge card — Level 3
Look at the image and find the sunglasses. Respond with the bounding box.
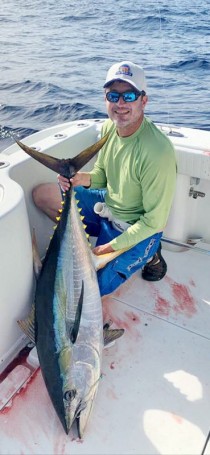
[106,90,145,103]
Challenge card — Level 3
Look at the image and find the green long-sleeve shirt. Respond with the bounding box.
[90,117,177,251]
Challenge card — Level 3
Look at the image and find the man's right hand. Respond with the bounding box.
[57,175,70,192]
[57,172,91,191]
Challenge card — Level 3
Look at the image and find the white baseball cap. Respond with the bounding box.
[104,61,147,93]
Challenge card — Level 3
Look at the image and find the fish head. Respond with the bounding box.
[62,360,99,437]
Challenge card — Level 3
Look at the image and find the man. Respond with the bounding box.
[33,61,176,296]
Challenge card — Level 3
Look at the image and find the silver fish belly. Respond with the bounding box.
[53,189,103,436]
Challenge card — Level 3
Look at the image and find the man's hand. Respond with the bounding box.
[57,172,91,191]
[57,175,70,192]
[92,243,115,255]
[70,172,91,188]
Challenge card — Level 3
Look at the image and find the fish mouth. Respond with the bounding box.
[63,365,100,437]
[63,399,85,435]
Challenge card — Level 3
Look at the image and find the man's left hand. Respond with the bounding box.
[92,243,115,255]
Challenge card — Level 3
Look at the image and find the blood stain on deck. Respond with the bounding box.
[152,277,197,319]
[172,282,197,317]
[102,297,141,342]
[154,295,171,316]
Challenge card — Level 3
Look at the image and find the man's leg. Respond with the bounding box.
[142,243,167,281]
[32,184,167,282]
[74,188,167,286]
[96,219,163,296]
[32,183,62,222]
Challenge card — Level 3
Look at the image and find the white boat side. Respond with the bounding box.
[0,119,210,455]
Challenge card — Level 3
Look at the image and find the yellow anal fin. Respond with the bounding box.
[32,228,42,279]
[103,328,125,347]
[91,248,130,271]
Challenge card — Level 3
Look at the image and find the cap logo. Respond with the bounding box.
[115,64,133,77]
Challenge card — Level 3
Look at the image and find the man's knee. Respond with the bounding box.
[32,184,48,210]
[97,262,126,296]
[32,183,62,221]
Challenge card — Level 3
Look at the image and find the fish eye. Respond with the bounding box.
[64,389,77,401]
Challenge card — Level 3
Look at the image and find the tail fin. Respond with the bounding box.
[16,133,109,179]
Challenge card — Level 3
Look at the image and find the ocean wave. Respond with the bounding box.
[119,15,167,31]
[0,126,38,152]
[0,0,209,143]
[62,15,97,22]
[169,58,210,71]
[0,101,105,137]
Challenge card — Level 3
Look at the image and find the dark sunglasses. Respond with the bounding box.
[106,90,145,103]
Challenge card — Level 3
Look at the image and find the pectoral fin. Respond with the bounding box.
[68,281,84,344]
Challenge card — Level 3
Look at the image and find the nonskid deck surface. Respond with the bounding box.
[0,247,210,455]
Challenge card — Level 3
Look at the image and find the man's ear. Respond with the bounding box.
[142,95,148,109]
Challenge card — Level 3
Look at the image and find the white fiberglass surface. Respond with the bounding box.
[0,247,210,455]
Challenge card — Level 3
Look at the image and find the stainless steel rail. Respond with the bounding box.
[162,237,210,256]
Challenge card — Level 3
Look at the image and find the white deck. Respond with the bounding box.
[1,245,210,455]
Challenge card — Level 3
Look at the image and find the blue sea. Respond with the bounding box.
[0,0,210,152]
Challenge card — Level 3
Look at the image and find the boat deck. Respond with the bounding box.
[1,245,210,455]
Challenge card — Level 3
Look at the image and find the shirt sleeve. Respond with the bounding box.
[89,153,107,188]
[110,141,177,251]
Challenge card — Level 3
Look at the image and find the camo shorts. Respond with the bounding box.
[75,186,162,296]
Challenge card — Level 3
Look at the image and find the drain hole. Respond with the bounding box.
[54,133,67,139]
[76,122,89,128]
[0,161,10,169]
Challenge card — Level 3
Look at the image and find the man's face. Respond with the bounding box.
[105,81,148,134]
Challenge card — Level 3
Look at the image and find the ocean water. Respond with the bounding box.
[0,0,210,152]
